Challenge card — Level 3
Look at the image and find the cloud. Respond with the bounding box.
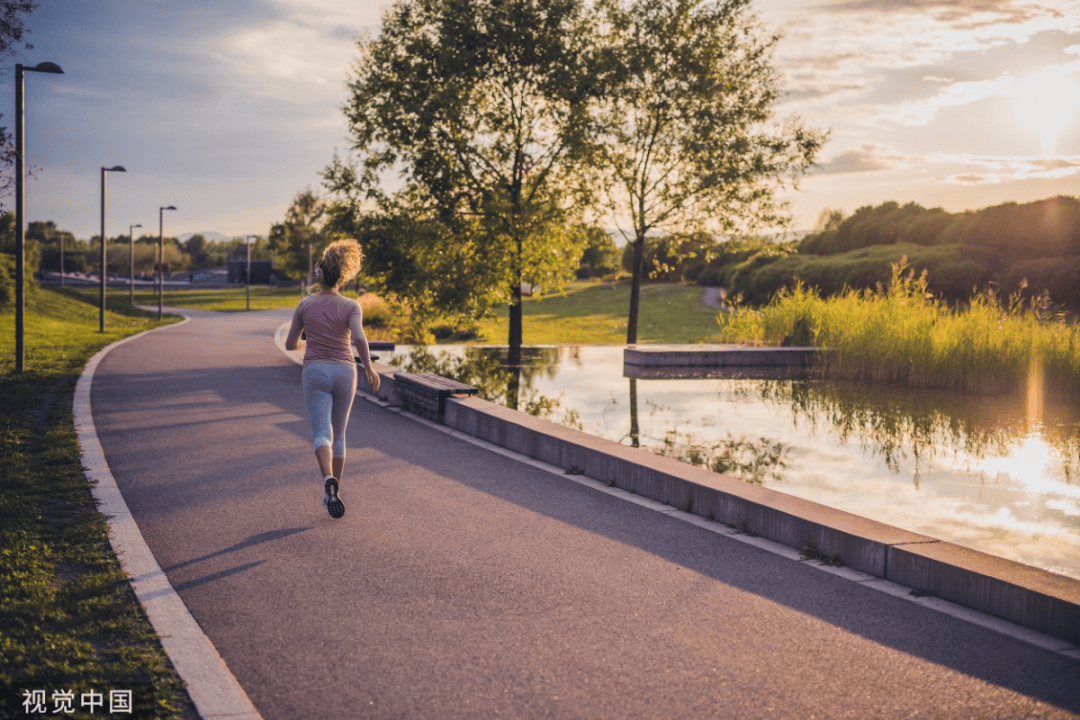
[814,143,909,174]
[937,153,1080,184]
[772,0,1080,112]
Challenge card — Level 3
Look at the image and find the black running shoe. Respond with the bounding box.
[323,477,345,519]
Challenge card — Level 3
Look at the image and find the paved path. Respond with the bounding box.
[89,309,1080,719]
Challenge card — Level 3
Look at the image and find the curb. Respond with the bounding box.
[75,316,263,720]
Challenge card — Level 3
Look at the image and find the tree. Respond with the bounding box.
[183,234,210,268]
[0,1,39,207]
[268,189,325,281]
[326,0,597,358]
[595,0,825,344]
[577,227,619,278]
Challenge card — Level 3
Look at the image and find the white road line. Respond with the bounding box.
[76,316,263,720]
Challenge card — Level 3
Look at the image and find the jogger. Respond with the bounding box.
[285,239,381,518]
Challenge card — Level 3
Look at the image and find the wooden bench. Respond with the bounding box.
[395,372,480,421]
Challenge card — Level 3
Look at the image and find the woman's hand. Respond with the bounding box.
[364,365,381,393]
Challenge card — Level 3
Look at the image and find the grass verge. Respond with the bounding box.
[0,286,197,719]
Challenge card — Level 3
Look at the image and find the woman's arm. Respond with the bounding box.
[349,302,381,393]
[284,305,305,351]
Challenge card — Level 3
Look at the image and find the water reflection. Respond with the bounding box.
[387,345,1080,579]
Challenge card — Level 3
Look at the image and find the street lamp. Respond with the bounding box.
[158,205,177,320]
[100,165,126,332]
[129,223,142,304]
[13,60,63,372]
[245,235,257,311]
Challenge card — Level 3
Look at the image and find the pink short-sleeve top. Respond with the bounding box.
[295,293,361,367]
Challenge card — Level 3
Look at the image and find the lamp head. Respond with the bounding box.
[30,61,63,74]
[103,165,126,172]
[161,205,177,211]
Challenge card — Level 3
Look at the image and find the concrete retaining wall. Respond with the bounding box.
[360,364,1080,646]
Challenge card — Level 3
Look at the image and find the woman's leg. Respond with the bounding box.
[328,364,358,480]
[316,446,334,478]
[302,365,336,479]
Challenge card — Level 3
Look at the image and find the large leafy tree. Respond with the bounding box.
[596,0,826,344]
[268,189,326,281]
[326,0,597,357]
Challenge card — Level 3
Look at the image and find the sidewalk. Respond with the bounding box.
[85,309,1080,719]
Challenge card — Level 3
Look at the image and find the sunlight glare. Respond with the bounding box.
[975,432,1056,494]
[1008,66,1080,156]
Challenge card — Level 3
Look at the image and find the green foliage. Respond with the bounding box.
[798,196,1080,259]
[577,227,619,279]
[695,236,797,294]
[0,250,14,310]
[799,201,952,254]
[714,260,1080,400]
[619,232,720,282]
[327,0,598,350]
[269,189,325,281]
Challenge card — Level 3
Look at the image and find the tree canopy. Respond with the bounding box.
[0,0,39,206]
[268,189,326,281]
[324,0,597,353]
[595,0,825,343]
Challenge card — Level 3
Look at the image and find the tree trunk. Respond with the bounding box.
[626,236,646,345]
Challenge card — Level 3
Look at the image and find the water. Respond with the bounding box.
[386,345,1080,581]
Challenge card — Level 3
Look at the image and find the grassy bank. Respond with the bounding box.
[715,263,1080,400]
[0,287,196,718]
[472,280,721,345]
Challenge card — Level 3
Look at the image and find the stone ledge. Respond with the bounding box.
[438,394,1080,646]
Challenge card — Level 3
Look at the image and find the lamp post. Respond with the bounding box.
[13,60,64,372]
[158,205,177,320]
[129,223,142,304]
[99,166,126,332]
[245,235,257,311]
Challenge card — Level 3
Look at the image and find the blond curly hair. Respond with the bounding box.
[316,239,364,290]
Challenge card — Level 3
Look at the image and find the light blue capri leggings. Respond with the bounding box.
[302,362,358,457]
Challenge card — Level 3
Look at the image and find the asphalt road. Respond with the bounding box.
[90,309,1080,719]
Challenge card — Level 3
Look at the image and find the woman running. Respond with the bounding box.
[285,239,381,518]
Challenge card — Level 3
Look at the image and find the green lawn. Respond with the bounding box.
[473,280,722,345]
[89,280,725,346]
[0,287,197,718]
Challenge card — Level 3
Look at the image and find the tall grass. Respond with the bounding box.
[715,261,1080,400]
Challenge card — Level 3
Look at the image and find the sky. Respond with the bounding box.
[4,0,1080,241]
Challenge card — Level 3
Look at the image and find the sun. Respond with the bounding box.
[1008,66,1080,156]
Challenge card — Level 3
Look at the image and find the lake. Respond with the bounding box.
[385,344,1080,581]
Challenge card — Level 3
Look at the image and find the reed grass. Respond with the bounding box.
[715,261,1080,400]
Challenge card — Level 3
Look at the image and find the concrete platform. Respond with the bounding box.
[624,344,819,368]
